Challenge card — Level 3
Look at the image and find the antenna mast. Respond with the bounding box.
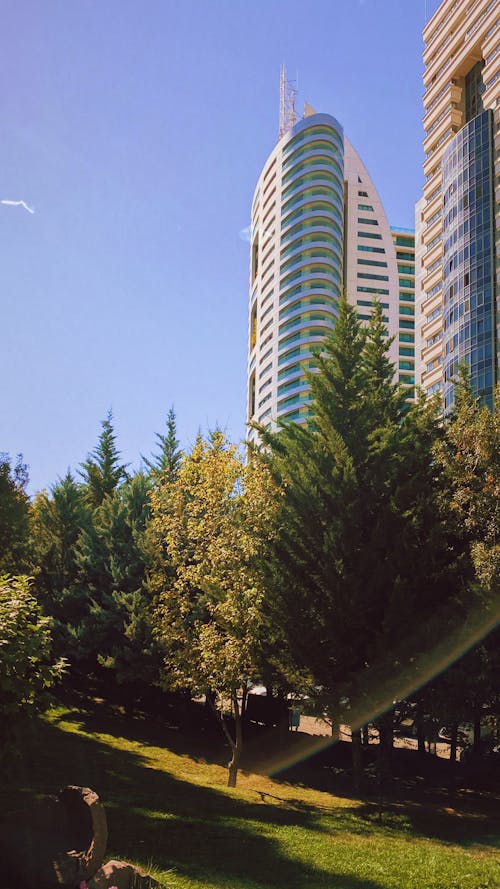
[279,64,297,139]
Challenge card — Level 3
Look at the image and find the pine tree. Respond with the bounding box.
[143,407,183,481]
[362,299,406,426]
[260,295,459,785]
[74,472,152,674]
[32,472,87,604]
[80,412,128,507]
[306,292,368,456]
[31,472,90,656]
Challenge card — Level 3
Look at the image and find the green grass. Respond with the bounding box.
[2,702,499,889]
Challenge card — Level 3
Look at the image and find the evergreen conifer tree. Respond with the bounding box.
[80,412,128,507]
[260,295,459,783]
[74,472,152,675]
[32,472,89,655]
[143,407,183,481]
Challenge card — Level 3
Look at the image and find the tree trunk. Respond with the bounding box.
[227,692,243,788]
[330,715,340,739]
[351,727,363,792]
[205,690,216,711]
[181,688,192,729]
[416,705,426,757]
[379,713,393,753]
[473,709,481,759]
[276,689,289,743]
[207,689,243,788]
[449,721,458,763]
[361,723,369,747]
[378,712,394,787]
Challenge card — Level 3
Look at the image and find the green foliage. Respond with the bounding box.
[80,412,128,507]
[150,432,277,784]
[362,299,407,425]
[0,453,31,574]
[426,373,500,741]
[31,472,89,646]
[437,372,500,596]
[143,407,183,481]
[152,432,273,694]
[74,472,154,677]
[7,345,498,778]
[260,295,460,729]
[0,575,66,755]
[30,416,159,690]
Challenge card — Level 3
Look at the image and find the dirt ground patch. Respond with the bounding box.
[298,716,452,759]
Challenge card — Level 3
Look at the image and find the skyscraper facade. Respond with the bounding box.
[417,0,499,409]
[247,109,405,436]
[391,226,417,397]
[248,113,344,434]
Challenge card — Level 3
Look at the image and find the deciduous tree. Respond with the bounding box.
[151,432,276,786]
[0,454,31,574]
[0,575,66,757]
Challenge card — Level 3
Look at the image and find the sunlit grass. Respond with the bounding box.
[2,703,499,889]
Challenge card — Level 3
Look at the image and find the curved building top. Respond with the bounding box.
[247,106,406,438]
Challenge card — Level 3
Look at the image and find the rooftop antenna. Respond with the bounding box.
[279,64,298,139]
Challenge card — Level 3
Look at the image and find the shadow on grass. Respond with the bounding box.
[3,702,499,889]
[1,710,386,889]
[63,702,500,837]
[276,759,500,852]
[47,700,500,850]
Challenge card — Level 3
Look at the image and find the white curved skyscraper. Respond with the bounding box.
[247,105,410,437]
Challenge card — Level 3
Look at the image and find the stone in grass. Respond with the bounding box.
[89,860,159,889]
[0,785,108,889]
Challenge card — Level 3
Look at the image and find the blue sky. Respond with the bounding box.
[2,0,441,493]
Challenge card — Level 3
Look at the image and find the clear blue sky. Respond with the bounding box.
[2,0,442,494]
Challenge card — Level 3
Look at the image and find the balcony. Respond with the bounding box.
[423,107,462,155]
[423,169,443,202]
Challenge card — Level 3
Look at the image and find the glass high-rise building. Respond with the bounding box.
[417,0,499,409]
[247,107,407,436]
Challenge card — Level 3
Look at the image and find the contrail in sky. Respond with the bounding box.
[1,199,35,214]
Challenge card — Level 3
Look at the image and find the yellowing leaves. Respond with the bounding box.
[149,432,278,699]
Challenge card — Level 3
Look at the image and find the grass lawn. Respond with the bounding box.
[2,701,499,889]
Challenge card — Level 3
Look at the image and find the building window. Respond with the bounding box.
[357,259,388,268]
[357,286,389,295]
[358,273,389,281]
